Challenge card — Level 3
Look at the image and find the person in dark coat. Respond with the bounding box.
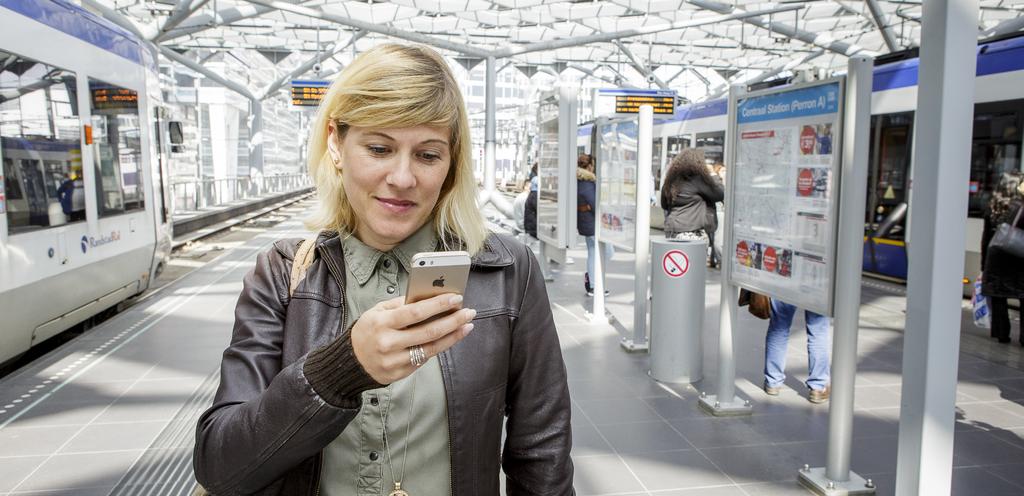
[982,171,1024,344]
[524,163,538,239]
[660,148,724,247]
[576,154,612,296]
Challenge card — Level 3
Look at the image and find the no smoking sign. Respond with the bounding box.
[662,250,690,278]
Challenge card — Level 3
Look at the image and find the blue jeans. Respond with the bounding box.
[584,236,613,284]
[764,299,831,391]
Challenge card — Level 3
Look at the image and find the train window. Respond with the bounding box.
[88,78,145,218]
[866,112,914,237]
[695,132,725,166]
[0,50,83,234]
[968,99,1024,218]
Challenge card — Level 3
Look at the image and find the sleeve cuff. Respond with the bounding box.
[303,331,383,408]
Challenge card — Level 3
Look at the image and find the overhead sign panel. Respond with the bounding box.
[597,88,677,118]
[290,80,329,107]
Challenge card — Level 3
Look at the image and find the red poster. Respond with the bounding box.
[800,125,817,155]
[763,247,777,273]
[797,169,814,196]
[736,241,749,266]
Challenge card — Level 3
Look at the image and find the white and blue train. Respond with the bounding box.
[581,33,1024,287]
[1,0,176,364]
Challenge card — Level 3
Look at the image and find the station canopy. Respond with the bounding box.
[96,0,1023,99]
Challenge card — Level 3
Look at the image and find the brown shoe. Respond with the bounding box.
[808,385,830,404]
[763,381,782,396]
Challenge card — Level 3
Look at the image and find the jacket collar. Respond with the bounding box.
[314,230,513,269]
[576,167,596,182]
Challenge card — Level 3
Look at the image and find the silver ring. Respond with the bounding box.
[409,345,427,367]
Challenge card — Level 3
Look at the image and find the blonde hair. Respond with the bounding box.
[305,44,488,255]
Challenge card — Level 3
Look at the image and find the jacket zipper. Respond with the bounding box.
[314,242,347,496]
[440,351,455,496]
[314,453,324,496]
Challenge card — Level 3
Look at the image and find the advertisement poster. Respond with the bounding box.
[728,81,843,315]
[536,97,561,246]
[597,118,639,252]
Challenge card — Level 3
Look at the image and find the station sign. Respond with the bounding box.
[290,80,329,107]
[597,88,677,118]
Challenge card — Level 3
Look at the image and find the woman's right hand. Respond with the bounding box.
[350,294,476,384]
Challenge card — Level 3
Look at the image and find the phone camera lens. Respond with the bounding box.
[419,261,425,266]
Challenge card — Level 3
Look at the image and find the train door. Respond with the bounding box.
[148,106,174,279]
[863,112,914,279]
[965,99,1024,286]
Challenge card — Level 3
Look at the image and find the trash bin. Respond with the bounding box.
[649,238,707,383]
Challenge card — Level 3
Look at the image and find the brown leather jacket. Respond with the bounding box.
[193,231,574,495]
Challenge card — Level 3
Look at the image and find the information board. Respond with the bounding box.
[596,118,639,252]
[291,80,329,107]
[537,96,560,245]
[535,87,576,248]
[596,89,676,118]
[727,79,844,315]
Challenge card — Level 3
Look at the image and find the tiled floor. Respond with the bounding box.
[545,234,1024,496]
[2,207,1024,495]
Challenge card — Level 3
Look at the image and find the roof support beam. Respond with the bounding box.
[159,47,265,173]
[614,40,668,89]
[157,1,302,42]
[242,0,491,57]
[80,0,156,40]
[981,15,1024,38]
[686,0,872,57]
[566,64,618,85]
[496,5,802,58]
[259,31,365,100]
[156,0,211,41]
[705,49,825,99]
[865,0,900,52]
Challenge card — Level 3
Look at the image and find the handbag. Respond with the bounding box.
[983,206,1024,298]
[738,288,771,320]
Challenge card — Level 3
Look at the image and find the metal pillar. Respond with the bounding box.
[592,116,609,323]
[249,101,264,175]
[622,105,653,352]
[483,55,495,192]
[896,1,978,495]
[798,55,877,496]
[699,84,751,417]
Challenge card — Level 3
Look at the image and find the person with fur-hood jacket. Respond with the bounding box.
[577,154,612,296]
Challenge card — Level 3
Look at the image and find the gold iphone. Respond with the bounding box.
[405,251,472,304]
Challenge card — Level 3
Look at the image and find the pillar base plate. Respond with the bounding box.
[797,467,876,495]
[619,338,649,352]
[698,394,753,416]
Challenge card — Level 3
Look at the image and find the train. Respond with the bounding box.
[0,0,176,365]
[580,32,1024,288]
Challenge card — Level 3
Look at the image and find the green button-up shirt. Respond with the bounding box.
[320,224,452,496]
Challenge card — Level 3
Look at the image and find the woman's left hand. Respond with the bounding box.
[350,294,476,384]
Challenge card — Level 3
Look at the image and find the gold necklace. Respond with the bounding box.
[380,370,418,496]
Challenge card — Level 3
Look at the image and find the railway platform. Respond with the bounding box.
[1,207,1023,496]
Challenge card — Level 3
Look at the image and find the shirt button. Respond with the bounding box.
[386,286,396,294]
[369,451,379,461]
[369,397,378,406]
[383,259,392,269]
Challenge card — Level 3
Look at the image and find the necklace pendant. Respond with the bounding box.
[388,482,410,496]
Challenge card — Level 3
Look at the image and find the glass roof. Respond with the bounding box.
[96,0,1023,99]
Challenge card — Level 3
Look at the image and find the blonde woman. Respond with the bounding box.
[194,44,574,495]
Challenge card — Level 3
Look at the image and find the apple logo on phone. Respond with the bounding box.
[432,276,445,288]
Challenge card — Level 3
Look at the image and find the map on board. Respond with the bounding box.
[728,80,843,316]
